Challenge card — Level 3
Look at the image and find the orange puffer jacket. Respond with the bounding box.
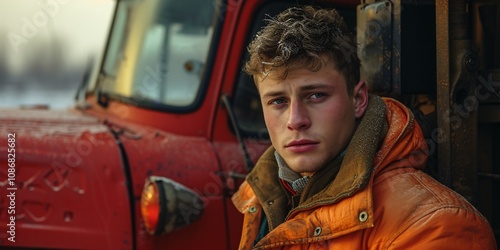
[232,96,496,250]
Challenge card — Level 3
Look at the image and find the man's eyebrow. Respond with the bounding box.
[262,90,285,99]
[299,83,333,91]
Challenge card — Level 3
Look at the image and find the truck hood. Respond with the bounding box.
[0,109,133,249]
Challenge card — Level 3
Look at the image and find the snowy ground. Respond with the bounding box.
[0,77,81,109]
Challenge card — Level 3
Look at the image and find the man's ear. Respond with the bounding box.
[353,81,368,119]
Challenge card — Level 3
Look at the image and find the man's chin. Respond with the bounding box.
[287,157,323,174]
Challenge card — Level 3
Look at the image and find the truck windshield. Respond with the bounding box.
[99,0,218,110]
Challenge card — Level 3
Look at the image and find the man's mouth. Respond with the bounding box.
[285,139,319,153]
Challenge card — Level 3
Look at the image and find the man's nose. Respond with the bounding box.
[287,100,311,130]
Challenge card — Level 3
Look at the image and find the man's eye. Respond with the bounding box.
[310,93,326,99]
[269,98,287,105]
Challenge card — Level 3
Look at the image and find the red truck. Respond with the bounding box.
[1,0,499,249]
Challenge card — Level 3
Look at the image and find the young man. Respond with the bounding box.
[232,6,497,249]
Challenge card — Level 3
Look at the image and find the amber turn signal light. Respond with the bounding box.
[140,176,204,235]
[140,180,161,234]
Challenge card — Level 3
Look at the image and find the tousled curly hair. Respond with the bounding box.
[245,6,360,96]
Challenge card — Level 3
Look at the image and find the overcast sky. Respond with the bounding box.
[1,0,115,70]
[0,0,115,108]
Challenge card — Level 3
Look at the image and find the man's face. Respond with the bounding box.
[257,63,367,175]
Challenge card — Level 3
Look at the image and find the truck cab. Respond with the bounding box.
[1,0,498,249]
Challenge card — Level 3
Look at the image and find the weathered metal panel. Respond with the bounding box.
[436,0,478,202]
[0,110,133,249]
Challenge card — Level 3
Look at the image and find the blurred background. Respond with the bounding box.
[0,0,116,109]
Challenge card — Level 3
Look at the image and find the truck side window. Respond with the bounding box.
[101,0,218,109]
